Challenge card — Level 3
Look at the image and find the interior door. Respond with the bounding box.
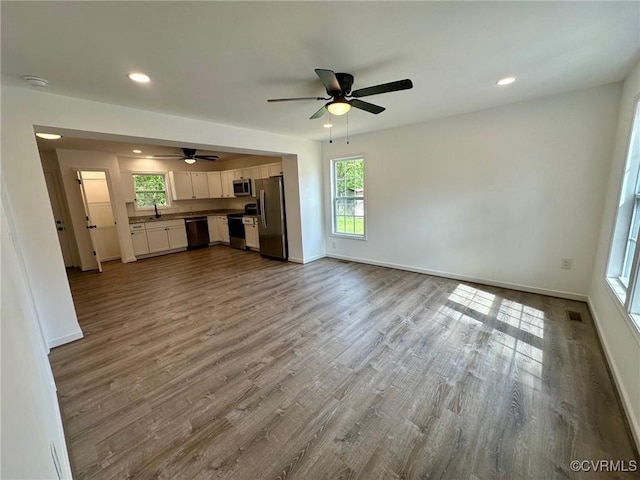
[77,171,102,273]
[44,171,74,267]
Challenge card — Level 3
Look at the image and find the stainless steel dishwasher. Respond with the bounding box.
[184,217,209,249]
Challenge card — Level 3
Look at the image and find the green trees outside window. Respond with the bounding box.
[133,174,168,208]
[332,157,365,236]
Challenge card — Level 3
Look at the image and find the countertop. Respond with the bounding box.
[129,209,244,224]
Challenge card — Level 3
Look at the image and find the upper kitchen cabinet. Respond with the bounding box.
[207,171,223,198]
[220,169,241,198]
[268,162,283,177]
[169,171,210,200]
[121,171,136,203]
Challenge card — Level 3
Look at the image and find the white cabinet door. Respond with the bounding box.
[268,163,282,177]
[146,228,170,253]
[218,216,230,243]
[121,171,136,203]
[221,170,235,198]
[169,171,193,200]
[207,216,220,243]
[207,172,223,198]
[167,225,188,249]
[131,231,149,256]
[258,165,270,180]
[241,168,253,180]
[190,172,210,199]
[245,224,259,249]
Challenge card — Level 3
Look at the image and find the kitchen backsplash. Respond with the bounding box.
[126,197,252,217]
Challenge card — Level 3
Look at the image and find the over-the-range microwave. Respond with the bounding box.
[232,178,252,197]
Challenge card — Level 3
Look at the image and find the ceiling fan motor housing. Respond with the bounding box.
[335,73,354,95]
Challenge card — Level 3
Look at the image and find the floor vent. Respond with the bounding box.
[566,310,583,323]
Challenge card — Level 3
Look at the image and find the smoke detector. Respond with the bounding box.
[22,75,49,87]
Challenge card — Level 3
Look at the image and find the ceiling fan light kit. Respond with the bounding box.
[327,98,351,116]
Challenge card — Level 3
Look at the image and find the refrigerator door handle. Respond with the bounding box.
[260,189,267,228]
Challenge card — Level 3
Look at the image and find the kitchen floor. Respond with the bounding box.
[51,246,639,479]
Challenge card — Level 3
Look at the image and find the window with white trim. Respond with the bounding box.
[132,173,171,210]
[607,99,640,327]
[331,156,365,238]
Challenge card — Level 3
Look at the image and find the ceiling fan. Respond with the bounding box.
[268,68,413,119]
[153,148,219,165]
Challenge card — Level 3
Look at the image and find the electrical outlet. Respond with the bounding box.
[561,257,573,270]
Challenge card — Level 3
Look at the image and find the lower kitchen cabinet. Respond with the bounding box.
[217,216,230,243]
[207,215,221,243]
[141,220,188,254]
[130,223,149,255]
[243,216,259,250]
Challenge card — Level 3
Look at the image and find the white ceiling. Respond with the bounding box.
[2,1,639,142]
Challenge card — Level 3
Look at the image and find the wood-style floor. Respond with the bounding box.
[51,246,639,479]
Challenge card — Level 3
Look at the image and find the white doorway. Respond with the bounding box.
[77,171,121,271]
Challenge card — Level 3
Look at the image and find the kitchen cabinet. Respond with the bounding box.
[144,220,188,253]
[268,162,283,177]
[121,171,136,203]
[217,216,230,243]
[129,223,149,255]
[207,171,223,198]
[243,216,259,250]
[169,171,210,200]
[207,215,221,243]
[220,169,241,198]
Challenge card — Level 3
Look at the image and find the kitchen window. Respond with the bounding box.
[606,98,640,329]
[132,173,171,210]
[331,156,365,238]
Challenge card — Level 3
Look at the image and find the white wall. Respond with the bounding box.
[1,189,73,479]
[588,61,640,446]
[57,149,135,269]
[323,83,622,300]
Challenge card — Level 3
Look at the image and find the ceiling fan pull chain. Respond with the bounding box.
[347,112,350,145]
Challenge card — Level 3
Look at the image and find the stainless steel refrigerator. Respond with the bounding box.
[255,176,288,260]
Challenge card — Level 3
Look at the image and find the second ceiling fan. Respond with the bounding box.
[268,68,413,119]
[153,148,219,165]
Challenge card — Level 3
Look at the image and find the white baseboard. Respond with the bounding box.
[326,253,588,302]
[288,257,303,264]
[122,256,137,263]
[587,298,640,450]
[47,329,83,349]
[300,253,326,264]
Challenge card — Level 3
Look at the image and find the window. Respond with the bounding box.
[607,99,640,326]
[132,173,170,210]
[331,156,365,237]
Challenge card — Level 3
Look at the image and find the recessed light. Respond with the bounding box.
[132,149,142,154]
[23,75,49,87]
[128,72,150,83]
[323,122,333,128]
[36,133,62,140]
[497,76,516,86]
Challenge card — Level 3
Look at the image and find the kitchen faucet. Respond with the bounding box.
[154,203,161,219]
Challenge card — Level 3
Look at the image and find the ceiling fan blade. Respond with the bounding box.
[152,154,185,158]
[315,69,342,96]
[194,155,219,161]
[268,96,327,102]
[310,105,328,119]
[349,99,385,115]
[351,79,413,98]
